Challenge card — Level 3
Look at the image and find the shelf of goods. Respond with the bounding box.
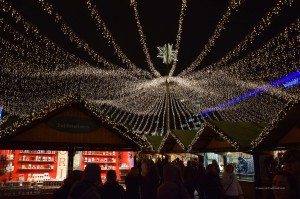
[14,150,57,182]
[118,151,131,187]
[119,166,130,187]
[82,151,118,182]
[0,150,15,181]
[18,150,55,170]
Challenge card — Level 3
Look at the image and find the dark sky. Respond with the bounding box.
[3,0,300,76]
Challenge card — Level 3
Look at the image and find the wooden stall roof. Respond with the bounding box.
[146,135,164,152]
[146,132,185,153]
[254,101,300,150]
[188,125,236,153]
[1,99,298,153]
[211,121,267,149]
[0,98,148,151]
[172,130,197,149]
[146,120,266,153]
[146,104,299,152]
[160,132,185,153]
[279,126,300,145]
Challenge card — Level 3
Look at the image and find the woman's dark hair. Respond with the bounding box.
[128,166,139,176]
[106,170,117,182]
[206,164,216,175]
[64,170,83,185]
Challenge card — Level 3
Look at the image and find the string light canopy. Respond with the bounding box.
[0,0,299,149]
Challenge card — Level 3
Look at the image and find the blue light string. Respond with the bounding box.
[201,71,300,116]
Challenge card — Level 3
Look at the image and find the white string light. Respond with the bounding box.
[37,0,139,71]
[169,0,188,76]
[186,125,205,152]
[0,0,299,149]
[86,0,148,74]
[199,0,295,74]
[130,0,161,77]
[180,0,245,76]
[251,99,299,148]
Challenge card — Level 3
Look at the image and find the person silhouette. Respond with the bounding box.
[68,163,102,199]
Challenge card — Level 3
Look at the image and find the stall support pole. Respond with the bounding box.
[223,155,227,167]
[67,147,75,175]
[253,150,261,199]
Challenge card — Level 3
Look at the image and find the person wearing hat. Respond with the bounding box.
[68,163,102,199]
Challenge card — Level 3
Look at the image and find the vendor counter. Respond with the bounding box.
[1,175,256,199]
[239,179,255,199]
[221,173,255,199]
[237,174,255,199]
[0,181,62,199]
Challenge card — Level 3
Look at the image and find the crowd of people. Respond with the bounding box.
[51,157,240,199]
[51,149,300,199]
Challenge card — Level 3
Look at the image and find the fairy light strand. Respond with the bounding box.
[251,99,299,148]
[180,0,245,76]
[203,0,295,73]
[130,0,161,77]
[186,124,205,152]
[169,0,188,76]
[36,0,128,70]
[86,0,146,73]
[0,96,149,148]
[0,0,299,150]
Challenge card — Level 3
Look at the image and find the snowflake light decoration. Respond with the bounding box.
[157,44,178,65]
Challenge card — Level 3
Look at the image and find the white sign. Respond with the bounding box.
[56,151,68,180]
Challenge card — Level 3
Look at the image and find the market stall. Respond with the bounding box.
[0,100,147,198]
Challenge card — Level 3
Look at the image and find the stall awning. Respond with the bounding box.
[0,97,148,151]
[187,124,236,152]
[146,132,185,153]
[254,100,300,149]
[211,121,267,149]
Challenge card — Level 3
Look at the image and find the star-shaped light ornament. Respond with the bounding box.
[157,44,178,65]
